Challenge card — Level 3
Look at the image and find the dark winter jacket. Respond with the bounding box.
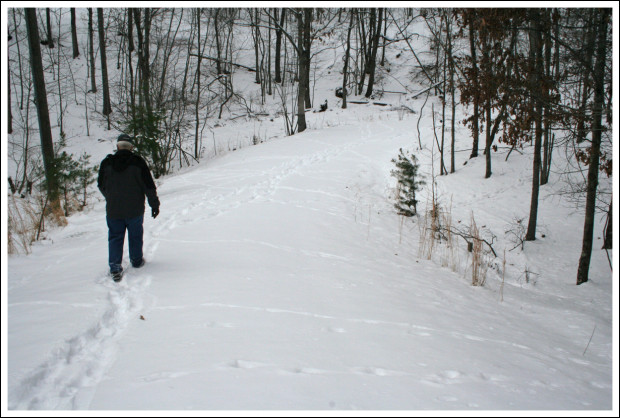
[98,150,160,219]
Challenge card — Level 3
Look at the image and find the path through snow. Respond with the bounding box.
[8,118,613,410]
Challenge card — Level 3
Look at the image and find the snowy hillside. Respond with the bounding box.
[4,6,617,413]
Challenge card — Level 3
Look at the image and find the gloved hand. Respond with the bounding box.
[152,206,160,219]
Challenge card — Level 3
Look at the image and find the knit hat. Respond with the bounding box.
[117,133,135,149]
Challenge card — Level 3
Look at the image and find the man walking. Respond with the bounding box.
[98,134,160,281]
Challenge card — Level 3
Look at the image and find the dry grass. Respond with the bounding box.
[7,195,40,254]
[418,198,460,273]
[418,202,491,287]
[469,212,488,287]
[438,199,459,272]
[7,194,67,255]
[417,200,436,260]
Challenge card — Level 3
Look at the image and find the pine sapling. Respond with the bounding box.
[391,148,425,217]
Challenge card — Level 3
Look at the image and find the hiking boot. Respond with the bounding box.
[132,258,145,268]
[111,270,124,282]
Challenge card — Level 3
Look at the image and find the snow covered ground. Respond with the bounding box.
[3,6,617,415]
[5,109,616,412]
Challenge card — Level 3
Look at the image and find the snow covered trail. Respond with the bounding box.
[7,121,397,409]
[8,275,152,409]
[7,117,613,410]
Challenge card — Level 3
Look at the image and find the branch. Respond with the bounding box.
[262,8,300,54]
[447,226,498,258]
[388,10,442,94]
[412,81,444,99]
[189,53,256,72]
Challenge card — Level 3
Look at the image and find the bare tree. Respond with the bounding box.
[45,8,54,48]
[11,9,26,110]
[525,9,544,242]
[24,8,62,217]
[364,8,383,98]
[447,11,456,174]
[127,8,134,52]
[133,8,152,119]
[577,9,611,285]
[341,9,354,109]
[602,201,612,250]
[8,29,13,134]
[249,8,261,85]
[213,9,223,75]
[70,8,79,58]
[274,8,285,84]
[194,8,203,159]
[97,8,112,119]
[296,8,312,132]
[88,8,97,93]
[466,10,480,159]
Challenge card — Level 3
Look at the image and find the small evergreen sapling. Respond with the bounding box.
[391,148,425,217]
[75,153,97,209]
[51,135,97,216]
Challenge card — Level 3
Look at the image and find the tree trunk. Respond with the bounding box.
[341,9,354,109]
[127,8,135,52]
[156,9,182,107]
[88,8,97,93]
[21,87,32,193]
[484,100,492,178]
[525,9,544,242]
[540,12,552,185]
[267,10,272,96]
[25,8,60,210]
[296,9,309,132]
[357,9,368,95]
[577,9,610,285]
[302,8,312,109]
[274,9,285,84]
[71,8,79,58]
[143,8,152,118]
[448,13,455,174]
[468,12,480,159]
[46,8,54,48]
[440,42,447,177]
[8,40,13,134]
[380,10,387,67]
[195,8,202,159]
[214,9,222,75]
[576,10,596,144]
[251,9,261,84]
[481,23,492,179]
[365,8,383,98]
[12,9,26,110]
[127,23,136,115]
[134,8,152,119]
[97,8,112,117]
[56,38,65,136]
[602,201,612,250]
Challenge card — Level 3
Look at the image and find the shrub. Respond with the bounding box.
[391,148,425,217]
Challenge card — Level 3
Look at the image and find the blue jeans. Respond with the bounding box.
[107,215,144,273]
